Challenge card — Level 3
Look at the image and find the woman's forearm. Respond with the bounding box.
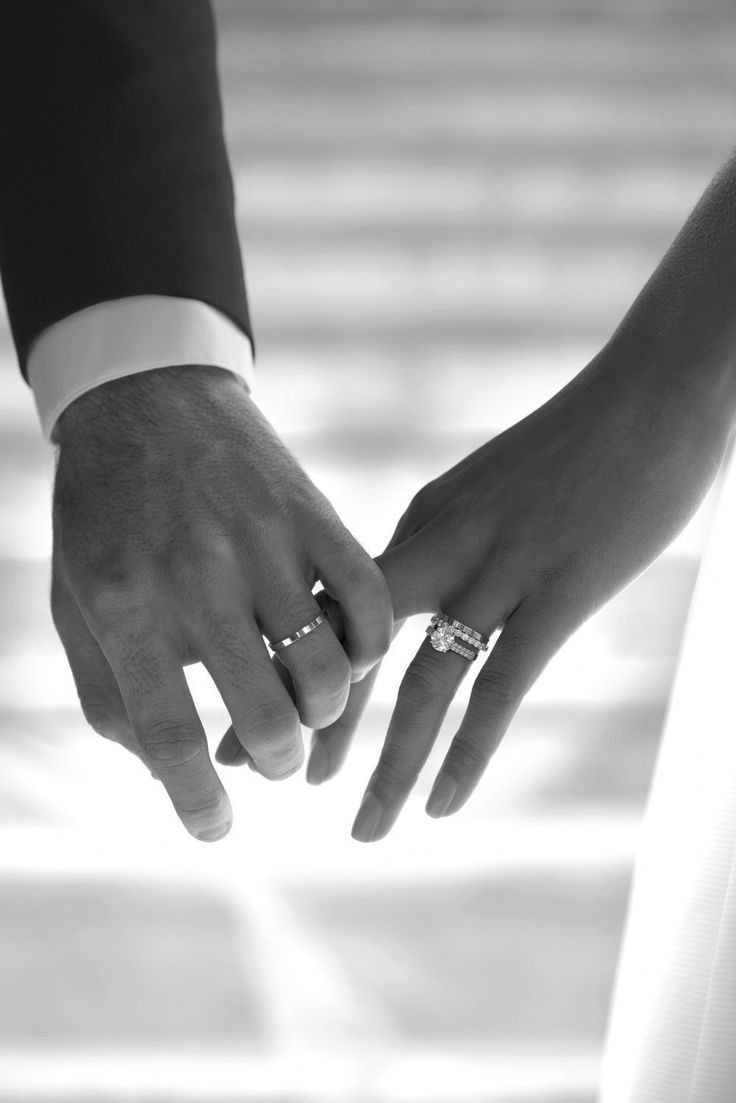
[604,147,736,420]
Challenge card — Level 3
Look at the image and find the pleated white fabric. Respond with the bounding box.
[598,441,736,1102]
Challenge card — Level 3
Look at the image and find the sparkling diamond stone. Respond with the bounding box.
[430,624,455,652]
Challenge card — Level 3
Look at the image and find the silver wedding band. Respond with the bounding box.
[269,611,328,653]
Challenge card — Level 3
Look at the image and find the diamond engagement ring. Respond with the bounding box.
[425,612,490,662]
[269,612,328,653]
[434,614,490,651]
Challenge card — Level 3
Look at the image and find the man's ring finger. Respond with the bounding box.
[269,612,328,653]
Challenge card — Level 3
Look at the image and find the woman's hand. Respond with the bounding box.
[312,348,734,842]
[307,147,736,842]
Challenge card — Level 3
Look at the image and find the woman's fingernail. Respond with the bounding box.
[306,741,329,785]
[426,775,457,819]
[351,791,384,843]
[196,820,232,843]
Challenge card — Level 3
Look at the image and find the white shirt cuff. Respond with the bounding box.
[26,296,256,444]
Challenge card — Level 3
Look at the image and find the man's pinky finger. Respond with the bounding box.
[426,596,576,820]
[103,641,233,843]
[50,574,142,760]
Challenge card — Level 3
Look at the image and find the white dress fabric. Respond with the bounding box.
[598,442,736,1102]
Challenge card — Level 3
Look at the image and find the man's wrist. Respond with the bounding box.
[27,296,255,444]
[55,363,248,445]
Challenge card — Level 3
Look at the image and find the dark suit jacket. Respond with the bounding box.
[0,0,252,383]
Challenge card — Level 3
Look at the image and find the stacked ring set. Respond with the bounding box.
[426,613,490,662]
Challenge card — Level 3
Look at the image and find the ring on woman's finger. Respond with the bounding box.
[424,612,490,660]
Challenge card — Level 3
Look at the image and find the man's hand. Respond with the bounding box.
[310,351,733,842]
[50,364,392,841]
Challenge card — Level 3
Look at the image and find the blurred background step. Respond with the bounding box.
[0,0,733,1098]
[0,878,264,1046]
[0,1049,601,1103]
[0,866,625,1048]
[284,867,630,1045]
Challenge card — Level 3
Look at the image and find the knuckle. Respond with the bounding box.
[329,540,392,603]
[446,732,489,777]
[446,493,485,543]
[82,577,145,631]
[246,701,298,744]
[242,703,302,776]
[302,648,351,699]
[474,666,521,713]
[300,690,350,732]
[372,746,419,794]
[167,526,236,594]
[399,656,449,707]
[337,557,375,596]
[140,720,204,767]
[255,740,304,780]
[351,562,393,624]
[351,557,389,603]
[66,532,140,589]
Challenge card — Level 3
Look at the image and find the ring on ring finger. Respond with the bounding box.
[425,612,490,660]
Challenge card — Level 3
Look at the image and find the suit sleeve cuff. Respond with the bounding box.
[26,296,256,444]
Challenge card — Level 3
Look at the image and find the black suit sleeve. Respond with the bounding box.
[0,0,253,383]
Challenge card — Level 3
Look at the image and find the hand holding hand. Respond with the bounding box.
[50,365,391,841]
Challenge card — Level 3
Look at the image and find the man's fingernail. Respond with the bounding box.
[306,741,329,785]
[196,821,232,843]
[351,792,384,843]
[426,775,457,819]
[350,670,367,684]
